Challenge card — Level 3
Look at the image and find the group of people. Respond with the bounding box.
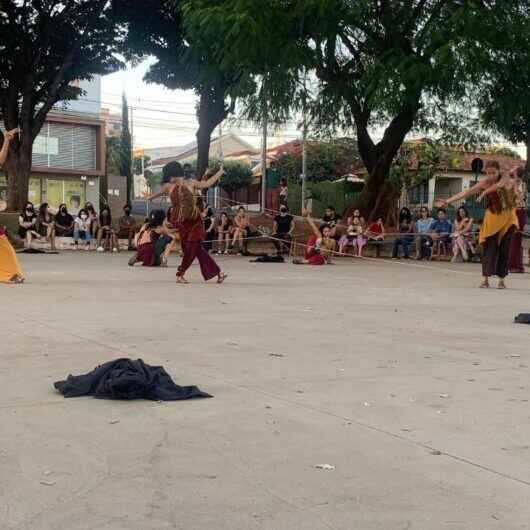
[17,202,138,252]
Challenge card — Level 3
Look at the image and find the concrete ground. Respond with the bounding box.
[2,252,530,530]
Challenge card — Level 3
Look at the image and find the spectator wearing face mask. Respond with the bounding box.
[55,203,74,237]
[74,209,92,250]
[118,204,137,250]
[272,205,295,255]
[37,202,57,251]
[18,202,39,249]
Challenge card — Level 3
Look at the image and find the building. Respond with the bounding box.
[100,107,122,138]
[0,77,107,213]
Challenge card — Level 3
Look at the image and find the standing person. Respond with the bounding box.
[55,203,74,237]
[118,204,137,251]
[37,203,57,251]
[97,206,119,252]
[216,212,232,255]
[279,178,289,208]
[18,202,39,249]
[508,166,527,273]
[203,205,216,253]
[415,206,435,260]
[272,205,295,255]
[440,160,518,288]
[451,206,474,262]
[0,128,24,283]
[74,208,92,250]
[148,161,226,284]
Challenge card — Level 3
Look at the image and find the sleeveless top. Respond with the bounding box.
[169,184,201,226]
[486,188,517,215]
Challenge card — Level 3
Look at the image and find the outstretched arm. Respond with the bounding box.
[477,176,510,202]
[147,183,172,201]
[303,209,321,237]
[0,129,19,168]
[194,166,225,190]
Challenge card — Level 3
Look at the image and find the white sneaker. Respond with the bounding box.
[112,247,118,253]
[85,245,90,251]
[97,246,104,252]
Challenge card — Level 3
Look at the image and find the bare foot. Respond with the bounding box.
[479,281,490,289]
[217,272,227,284]
[498,280,506,290]
[176,275,189,284]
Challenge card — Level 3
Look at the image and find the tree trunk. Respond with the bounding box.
[196,123,215,180]
[6,138,32,211]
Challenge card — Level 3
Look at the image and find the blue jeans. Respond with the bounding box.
[74,229,91,244]
[392,236,413,258]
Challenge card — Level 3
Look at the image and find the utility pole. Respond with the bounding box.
[261,98,268,213]
[215,122,224,210]
[301,72,308,212]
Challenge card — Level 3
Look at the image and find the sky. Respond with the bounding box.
[101,59,526,158]
[100,59,301,151]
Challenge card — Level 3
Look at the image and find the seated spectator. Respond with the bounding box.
[366,215,385,257]
[430,208,452,259]
[55,203,74,237]
[217,212,232,255]
[452,206,474,262]
[294,209,336,265]
[37,202,57,251]
[74,209,92,250]
[321,206,341,239]
[272,205,295,255]
[129,209,176,267]
[392,207,414,259]
[118,204,137,250]
[338,215,366,256]
[279,178,289,208]
[231,206,250,255]
[18,201,39,249]
[84,201,99,238]
[203,205,216,253]
[97,206,119,252]
[415,206,435,260]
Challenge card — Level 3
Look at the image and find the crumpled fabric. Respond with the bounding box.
[54,358,212,401]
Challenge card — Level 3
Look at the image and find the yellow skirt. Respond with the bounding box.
[479,208,519,245]
[0,234,24,283]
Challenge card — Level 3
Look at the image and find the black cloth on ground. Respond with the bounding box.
[514,313,530,324]
[54,358,212,401]
[250,254,285,263]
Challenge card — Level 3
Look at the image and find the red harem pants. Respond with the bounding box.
[178,240,220,281]
[508,208,527,272]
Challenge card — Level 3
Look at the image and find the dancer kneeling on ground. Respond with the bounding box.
[148,162,227,284]
[129,210,175,267]
[294,209,336,265]
[0,128,24,283]
[438,160,519,289]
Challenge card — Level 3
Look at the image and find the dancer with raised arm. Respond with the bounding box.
[148,162,227,284]
[294,209,336,265]
[0,128,24,284]
[438,160,518,289]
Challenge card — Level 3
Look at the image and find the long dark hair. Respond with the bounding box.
[57,203,69,217]
[99,206,112,226]
[38,202,52,221]
[147,209,166,229]
[456,206,469,223]
[399,207,412,224]
[21,201,35,221]
[162,161,184,184]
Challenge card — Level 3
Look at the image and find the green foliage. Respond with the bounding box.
[106,137,122,176]
[217,161,253,194]
[390,141,442,190]
[133,155,151,175]
[276,139,362,183]
[144,170,161,192]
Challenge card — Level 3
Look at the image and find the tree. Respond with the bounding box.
[144,169,161,193]
[218,160,253,199]
[120,94,133,201]
[276,139,362,183]
[133,155,151,176]
[119,0,254,179]
[0,1,122,210]
[478,8,530,176]
[186,0,524,217]
[106,136,122,176]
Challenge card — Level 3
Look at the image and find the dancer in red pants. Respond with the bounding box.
[148,161,227,284]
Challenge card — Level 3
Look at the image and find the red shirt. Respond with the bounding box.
[367,222,383,234]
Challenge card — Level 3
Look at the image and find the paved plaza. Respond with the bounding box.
[2,252,530,530]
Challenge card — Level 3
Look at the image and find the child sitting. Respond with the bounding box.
[339,215,366,256]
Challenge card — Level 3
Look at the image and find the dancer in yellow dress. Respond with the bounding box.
[439,160,519,289]
[0,128,24,284]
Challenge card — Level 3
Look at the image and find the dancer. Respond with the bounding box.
[148,162,226,284]
[0,128,24,283]
[294,209,336,265]
[439,160,518,289]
